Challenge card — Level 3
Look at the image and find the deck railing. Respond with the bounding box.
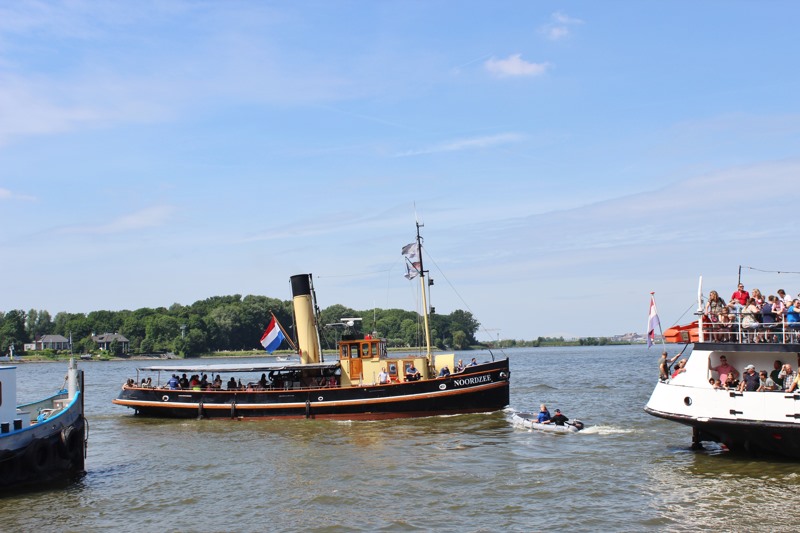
[697,312,800,344]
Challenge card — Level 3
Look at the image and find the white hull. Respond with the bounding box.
[645,341,800,456]
[511,412,583,433]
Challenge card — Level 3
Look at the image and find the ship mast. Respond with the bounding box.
[415,221,434,363]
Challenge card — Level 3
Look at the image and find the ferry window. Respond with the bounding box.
[388,362,398,377]
[360,343,369,358]
[380,343,387,359]
[341,345,349,359]
[370,343,378,357]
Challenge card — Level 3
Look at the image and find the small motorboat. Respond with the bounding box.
[511,411,584,433]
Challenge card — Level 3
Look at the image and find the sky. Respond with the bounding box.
[2,1,800,341]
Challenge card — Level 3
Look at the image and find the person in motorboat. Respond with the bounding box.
[537,404,551,423]
[468,358,478,367]
[454,359,465,373]
[438,366,451,378]
[710,355,739,384]
[167,374,180,390]
[544,408,569,426]
[378,368,390,384]
[738,365,759,392]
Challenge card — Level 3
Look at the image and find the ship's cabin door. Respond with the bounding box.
[342,343,363,380]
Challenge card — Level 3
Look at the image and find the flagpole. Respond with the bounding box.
[271,312,299,353]
[651,292,667,350]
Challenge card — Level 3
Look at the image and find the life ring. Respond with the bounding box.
[162,395,170,402]
[24,439,51,473]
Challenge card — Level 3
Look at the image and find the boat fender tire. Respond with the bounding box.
[162,395,170,402]
[24,439,51,473]
[65,424,85,464]
[0,452,21,482]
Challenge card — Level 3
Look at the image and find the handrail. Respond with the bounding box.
[696,311,799,344]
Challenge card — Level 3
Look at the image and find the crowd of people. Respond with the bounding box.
[707,356,800,392]
[703,284,800,342]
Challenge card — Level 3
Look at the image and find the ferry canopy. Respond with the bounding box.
[136,362,340,373]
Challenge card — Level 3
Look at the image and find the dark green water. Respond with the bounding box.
[2,346,798,532]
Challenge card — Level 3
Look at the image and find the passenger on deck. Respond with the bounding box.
[190,375,200,388]
[454,359,465,373]
[167,374,180,390]
[738,365,759,392]
[731,283,750,307]
[760,297,778,342]
[752,288,765,307]
[659,351,681,381]
[378,368,390,384]
[723,373,739,390]
[705,291,726,339]
[741,298,761,341]
[771,360,784,389]
[200,374,209,389]
[179,374,189,389]
[468,358,478,367]
[227,377,237,390]
[259,373,268,388]
[757,371,779,391]
[779,364,797,392]
[213,374,222,389]
[145,377,152,388]
[712,379,722,389]
[778,289,793,308]
[711,355,738,383]
[787,372,800,393]
[405,363,421,381]
[438,366,451,378]
[671,359,687,379]
[536,404,551,423]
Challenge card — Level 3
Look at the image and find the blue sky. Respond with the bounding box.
[2,1,800,341]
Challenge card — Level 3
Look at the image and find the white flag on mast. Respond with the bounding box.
[402,242,421,280]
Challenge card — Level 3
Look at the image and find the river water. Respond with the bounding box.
[2,345,799,532]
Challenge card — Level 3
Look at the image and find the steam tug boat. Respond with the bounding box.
[0,358,87,492]
[645,281,800,457]
[113,228,510,420]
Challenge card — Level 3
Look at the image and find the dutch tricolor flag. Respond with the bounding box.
[260,316,285,353]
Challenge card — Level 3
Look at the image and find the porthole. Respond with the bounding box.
[684,397,692,406]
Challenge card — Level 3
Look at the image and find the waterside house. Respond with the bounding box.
[92,333,130,354]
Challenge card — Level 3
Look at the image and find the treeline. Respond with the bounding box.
[0,295,481,357]
[492,336,622,348]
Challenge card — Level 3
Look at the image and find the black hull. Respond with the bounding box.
[114,359,510,420]
[645,407,800,458]
[0,415,86,492]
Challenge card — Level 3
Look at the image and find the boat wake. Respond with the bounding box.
[578,425,636,436]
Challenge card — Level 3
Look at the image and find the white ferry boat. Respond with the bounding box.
[645,281,800,457]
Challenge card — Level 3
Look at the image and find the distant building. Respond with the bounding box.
[92,333,130,353]
[32,334,71,351]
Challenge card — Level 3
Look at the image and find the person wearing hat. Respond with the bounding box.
[545,408,569,426]
[738,364,760,392]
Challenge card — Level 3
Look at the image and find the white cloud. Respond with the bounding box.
[540,11,584,41]
[484,54,549,78]
[57,205,176,235]
[0,187,36,201]
[552,12,584,25]
[396,133,524,157]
